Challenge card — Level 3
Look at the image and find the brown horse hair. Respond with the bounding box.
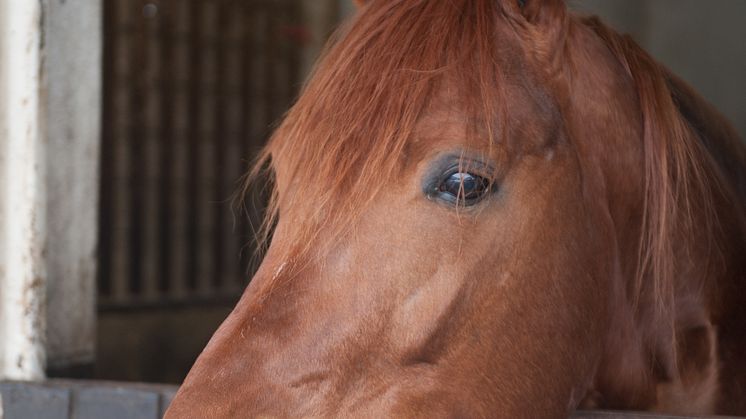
[581,17,723,327]
[239,0,515,279]
[237,0,726,345]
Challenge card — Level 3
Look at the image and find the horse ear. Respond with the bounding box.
[512,0,568,68]
[516,0,567,26]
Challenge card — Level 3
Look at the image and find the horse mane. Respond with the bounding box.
[241,0,512,272]
[664,71,746,204]
[581,16,746,332]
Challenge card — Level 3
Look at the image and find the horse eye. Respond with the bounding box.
[438,172,492,206]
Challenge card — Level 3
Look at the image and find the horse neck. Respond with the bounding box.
[561,18,744,411]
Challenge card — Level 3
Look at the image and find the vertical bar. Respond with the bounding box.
[168,0,190,301]
[220,0,245,294]
[110,0,134,304]
[243,3,270,285]
[237,0,259,289]
[129,0,148,297]
[0,0,47,380]
[158,0,176,295]
[141,1,163,301]
[264,3,278,129]
[185,0,204,293]
[285,0,303,102]
[212,0,227,291]
[299,0,339,80]
[196,0,217,296]
[272,3,290,121]
[99,0,117,299]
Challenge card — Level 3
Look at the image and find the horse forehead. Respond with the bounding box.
[409,98,491,151]
[413,106,467,141]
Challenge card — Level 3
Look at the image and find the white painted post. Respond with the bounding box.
[0,0,47,380]
[0,0,101,379]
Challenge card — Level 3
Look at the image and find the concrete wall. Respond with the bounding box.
[43,0,102,370]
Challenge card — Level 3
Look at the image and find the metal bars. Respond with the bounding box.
[98,0,304,309]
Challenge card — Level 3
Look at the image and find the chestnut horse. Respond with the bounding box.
[167,0,746,417]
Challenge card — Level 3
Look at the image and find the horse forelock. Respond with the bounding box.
[241,0,524,277]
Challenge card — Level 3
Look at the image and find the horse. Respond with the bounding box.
[166,0,746,417]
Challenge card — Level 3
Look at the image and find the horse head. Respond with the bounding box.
[167,0,746,417]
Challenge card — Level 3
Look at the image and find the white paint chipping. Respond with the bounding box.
[0,0,47,380]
